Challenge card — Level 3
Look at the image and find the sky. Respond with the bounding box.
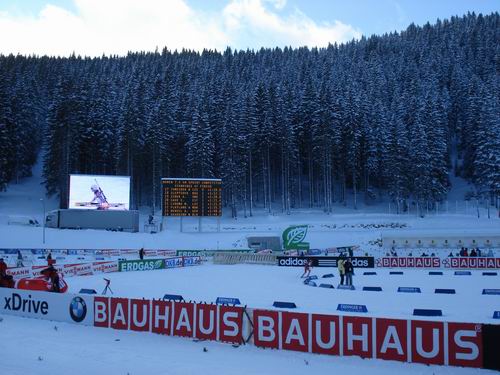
[0,0,497,57]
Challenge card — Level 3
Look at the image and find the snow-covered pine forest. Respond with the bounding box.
[0,12,498,217]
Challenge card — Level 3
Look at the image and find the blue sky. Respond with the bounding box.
[187,0,499,36]
[0,0,497,56]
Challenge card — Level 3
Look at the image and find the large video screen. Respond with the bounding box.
[69,174,130,210]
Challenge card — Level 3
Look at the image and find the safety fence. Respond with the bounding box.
[0,288,498,370]
[213,253,277,265]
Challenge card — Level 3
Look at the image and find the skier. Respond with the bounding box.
[16,250,24,267]
[337,259,345,285]
[90,184,109,210]
[301,259,313,278]
[344,258,354,286]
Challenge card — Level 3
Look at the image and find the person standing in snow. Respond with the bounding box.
[338,259,345,285]
[139,247,145,260]
[344,258,354,286]
[16,250,24,267]
[0,258,7,278]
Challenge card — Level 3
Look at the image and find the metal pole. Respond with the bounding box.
[40,199,46,245]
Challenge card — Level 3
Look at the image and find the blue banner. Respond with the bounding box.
[337,304,367,313]
[216,297,241,305]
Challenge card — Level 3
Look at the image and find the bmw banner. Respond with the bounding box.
[0,288,95,325]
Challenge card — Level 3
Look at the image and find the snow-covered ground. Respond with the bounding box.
[65,263,499,324]
[3,313,496,375]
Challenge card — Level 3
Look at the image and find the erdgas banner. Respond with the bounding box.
[118,259,165,272]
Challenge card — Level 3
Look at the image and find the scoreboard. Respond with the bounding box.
[161,178,222,217]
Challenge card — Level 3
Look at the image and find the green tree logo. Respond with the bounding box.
[282,225,310,250]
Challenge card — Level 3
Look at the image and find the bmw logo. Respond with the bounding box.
[69,297,87,323]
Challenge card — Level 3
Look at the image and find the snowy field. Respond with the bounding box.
[66,264,500,324]
[2,313,495,375]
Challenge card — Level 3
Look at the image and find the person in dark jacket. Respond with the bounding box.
[139,247,145,260]
[17,250,24,267]
[344,258,354,286]
[0,258,8,278]
[41,265,61,293]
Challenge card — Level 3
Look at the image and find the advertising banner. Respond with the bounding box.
[93,297,244,344]
[376,257,500,269]
[277,256,375,268]
[0,288,94,326]
[250,309,484,368]
[442,257,500,269]
[0,290,496,370]
[282,225,310,250]
[376,257,441,268]
[118,259,165,272]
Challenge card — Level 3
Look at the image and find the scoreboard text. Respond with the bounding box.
[162,178,222,216]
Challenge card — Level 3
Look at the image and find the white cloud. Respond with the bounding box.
[0,0,361,57]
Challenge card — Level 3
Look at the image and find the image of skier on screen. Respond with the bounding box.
[90,183,109,210]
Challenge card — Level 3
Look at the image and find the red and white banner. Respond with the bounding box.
[376,257,441,268]
[94,297,244,344]
[7,261,119,280]
[251,309,483,368]
[376,257,500,269]
[442,257,500,269]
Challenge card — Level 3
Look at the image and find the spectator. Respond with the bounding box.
[486,249,494,257]
[344,259,354,286]
[0,258,7,278]
[448,252,454,257]
[477,248,482,257]
[337,259,345,286]
[463,248,469,257]
[16,250,24,267]
[139,247,145,260]
[470,248,477,257]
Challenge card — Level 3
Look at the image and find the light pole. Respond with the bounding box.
[40,198,46,245]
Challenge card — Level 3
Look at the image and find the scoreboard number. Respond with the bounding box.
[161,178,222,217]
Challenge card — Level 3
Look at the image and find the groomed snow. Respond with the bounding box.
[66,263,500,323]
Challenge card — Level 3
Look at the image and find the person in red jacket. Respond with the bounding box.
[301,259,313,278]
[0,258,14,288]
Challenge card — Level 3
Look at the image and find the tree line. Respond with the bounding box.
[0,12,498,216]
